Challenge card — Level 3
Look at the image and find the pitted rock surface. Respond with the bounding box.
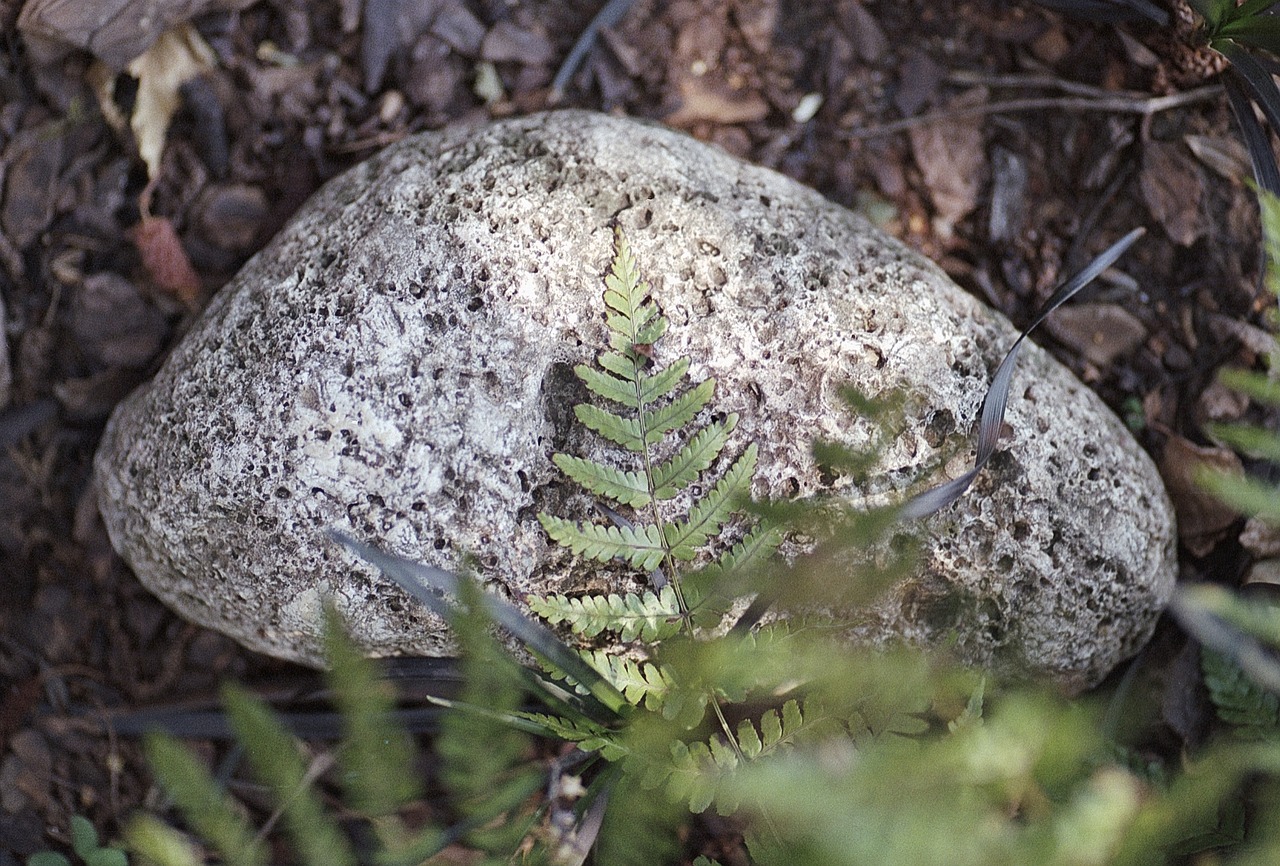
[94,110,1176,692]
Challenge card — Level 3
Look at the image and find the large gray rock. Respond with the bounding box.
[94,111,1176,692]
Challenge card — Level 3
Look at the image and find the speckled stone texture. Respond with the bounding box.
[94,110,1176,692]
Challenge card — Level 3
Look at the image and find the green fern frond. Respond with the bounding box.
[663,737,740,815]
[651,415,738,499]
[664,444,758,558]
[576,364,641,408]
[649,699,832,816]
[756,699,835,756]
[514,711,621,757]
[141,734,267,866]
[685,520,783,624]
[639,358,691,403]
[527,585,684,642]
[600,349,641,381]
[1203,647,1280,737]
[575,403,648,452]
[322,607,421,818]
[643,378,716,439]
[575,380,717,452]
[539,514,667,571]
[582,649,676,710]
[222,684,357,866]
[552,453,652,507]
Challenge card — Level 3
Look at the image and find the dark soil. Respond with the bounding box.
[0,0,1269,860]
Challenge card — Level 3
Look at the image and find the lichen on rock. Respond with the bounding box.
[93,110,1176,692]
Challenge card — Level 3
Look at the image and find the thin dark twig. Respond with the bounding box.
[846,86,1223,139]
[550,0,636,101]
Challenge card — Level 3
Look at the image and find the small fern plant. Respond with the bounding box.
[525,226,785,698]
[533,226,777,637]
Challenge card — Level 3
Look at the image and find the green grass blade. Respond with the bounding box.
[142,734,267,866]
[1218,369,1280,406]
[1205,423,1280,463]
[331,532,630,720]
[1197,467,1280,523]
[222,684,356,866]
[322,608,422,818]
[552,453,652,507]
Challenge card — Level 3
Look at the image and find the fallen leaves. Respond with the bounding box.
[1045,303,1148,367]
[17,0,241,69]
[1140,139,1206,247]
[128,215,203,308]
[0,122,65,249]
[122,24,217,183]
[1159,436,1245,557]
[909,106,985,240]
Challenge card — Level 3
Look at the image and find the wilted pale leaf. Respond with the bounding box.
[125,24,216,181]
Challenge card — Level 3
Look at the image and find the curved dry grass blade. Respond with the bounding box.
[550,0,637,100]
[329,531,631,720]
[900,227,1145,520]
[1223,69,1280,196]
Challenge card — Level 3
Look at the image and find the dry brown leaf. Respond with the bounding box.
[1184,133,1249,183]
[1044,303,1148,367]
[1158,435,1244,556]
[19,0,214,68]
[129,215,202,308]
[1243,558,1280,590]
[909,111,984,240]
[0,123,64,248]
[0,294,10,412]
[1140,139,1205,247]
[666,75,770,126]
[1241,517,1280,558]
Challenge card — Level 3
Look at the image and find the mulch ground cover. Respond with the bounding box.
[0,0,1271,860]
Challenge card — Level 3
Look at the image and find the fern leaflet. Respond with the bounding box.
[528,585,684,642]
[582,649,676,711]
[575,403,649,453]
[651,415,738,499]
[1203,647,1280,737]
[576,365,642,408]
[664,444,758,558]
[552,453,652,507]
[640,378,716,440]
[539,514,667,571]
[639,358,691,403]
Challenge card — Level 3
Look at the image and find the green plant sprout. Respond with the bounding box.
[28,817,128,866]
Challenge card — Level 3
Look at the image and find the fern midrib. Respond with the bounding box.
[618,304,754,771]
[624,310,695,630]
